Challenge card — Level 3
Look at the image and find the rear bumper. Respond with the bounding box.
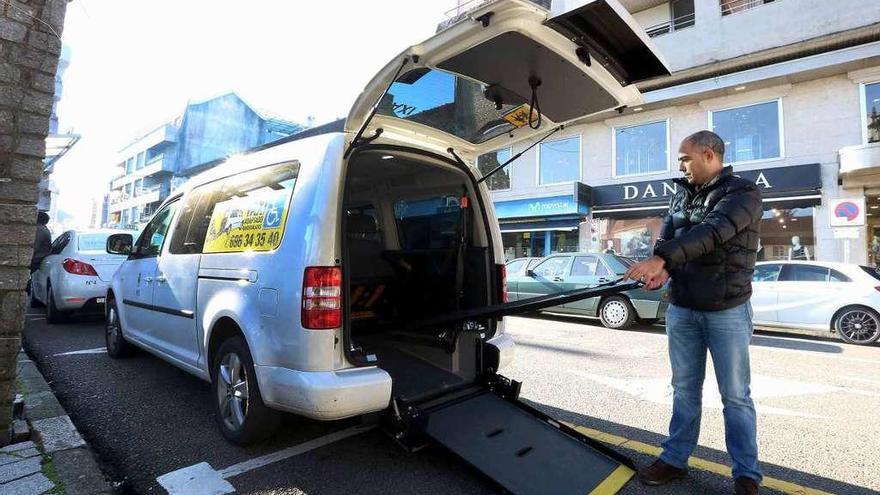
[55,275,109,311]
[254,365,392,420]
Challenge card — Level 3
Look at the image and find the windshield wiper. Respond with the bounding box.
[344,56,412,158]
[476,125,564,185]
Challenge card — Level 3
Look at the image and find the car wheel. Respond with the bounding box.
[599,296,636,330]
[212,336,282,445]
[46,283,68,324]
[834,306,880,345]
[105,297,133,358]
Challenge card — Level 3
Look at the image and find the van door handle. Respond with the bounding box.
[553,277,565,282]
[598,278,609,283]
[143,276,153,283]
[155,275,166,283]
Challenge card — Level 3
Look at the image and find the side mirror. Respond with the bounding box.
[106,233,133,255]
[525,269,536,278]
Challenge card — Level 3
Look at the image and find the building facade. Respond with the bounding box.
[107,93,302,229]
[474,0,880,265]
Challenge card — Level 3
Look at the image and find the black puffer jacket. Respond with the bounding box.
[654,166,763,311]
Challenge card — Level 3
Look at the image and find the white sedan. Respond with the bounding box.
[751,260,880,345]
[31,229,137,323]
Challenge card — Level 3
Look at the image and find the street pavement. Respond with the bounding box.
[21,308,880,495]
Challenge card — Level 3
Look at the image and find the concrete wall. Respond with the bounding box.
[491,71,878,263]
[645,0,880,72]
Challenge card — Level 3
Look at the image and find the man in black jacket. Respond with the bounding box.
[625,131,763,495]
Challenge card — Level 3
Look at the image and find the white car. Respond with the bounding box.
[31,229,138,323]
[751,260,880,345]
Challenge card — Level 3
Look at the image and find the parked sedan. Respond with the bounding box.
[506,253,666,329]
[752,261,880,345]
[31,229,137,323]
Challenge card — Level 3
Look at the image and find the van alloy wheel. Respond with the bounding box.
[836,308,880,345]
[217,352,249,431]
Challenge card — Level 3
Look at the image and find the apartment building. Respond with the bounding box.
[107,93,302,229]
[465,0,880,264]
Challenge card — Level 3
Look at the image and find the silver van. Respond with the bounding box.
[105,1,667,492]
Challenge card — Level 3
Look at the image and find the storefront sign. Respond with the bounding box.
[829,198,866,227]
[592,163,822,208]
[494,195,589,218]
[495,182,591,219]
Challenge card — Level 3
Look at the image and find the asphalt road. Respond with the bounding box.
[21,308,880,495]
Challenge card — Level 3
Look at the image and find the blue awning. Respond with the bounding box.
[499,218,582,233]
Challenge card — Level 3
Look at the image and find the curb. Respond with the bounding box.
[2,351,115,495]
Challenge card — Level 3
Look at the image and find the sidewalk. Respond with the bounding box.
[1,351,114,495]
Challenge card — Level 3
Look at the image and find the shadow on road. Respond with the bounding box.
[529,400,877,495]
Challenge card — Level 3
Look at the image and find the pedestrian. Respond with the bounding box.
[623,130,763,495]
[31,211,52,273]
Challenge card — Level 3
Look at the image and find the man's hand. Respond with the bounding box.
[624,256,668,290]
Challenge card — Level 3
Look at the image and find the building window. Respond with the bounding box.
[477,148,512,191]
[863,81,880,144]
[710,100,782,164]
[136,152,146,169]
[646,0,695,38]
[125,157,134,174]
[614,120,668,177]
[124,183,132,198]
[538,136,580,185]
[134,178,143,196]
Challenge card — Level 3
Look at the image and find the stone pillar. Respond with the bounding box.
[0,0,68,445]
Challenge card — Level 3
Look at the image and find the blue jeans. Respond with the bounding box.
[660,302,762,483]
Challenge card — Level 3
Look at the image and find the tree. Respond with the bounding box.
[0,0,69,445]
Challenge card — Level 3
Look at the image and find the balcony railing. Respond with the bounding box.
[645,12,696,38]
[720,0,776,16]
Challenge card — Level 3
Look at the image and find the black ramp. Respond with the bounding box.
[423,392,634,495]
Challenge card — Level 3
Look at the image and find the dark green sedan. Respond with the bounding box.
[506,253,667,329]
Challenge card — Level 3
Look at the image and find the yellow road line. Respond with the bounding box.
[567,424,837,495]
[588,465,635,495]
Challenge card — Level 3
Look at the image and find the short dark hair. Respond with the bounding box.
[684,130,725,162]
[37,211,49,225]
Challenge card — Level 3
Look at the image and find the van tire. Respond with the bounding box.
[105,297,133,358]
[46,283,68,324]
[212,336,282,445]
[599,296,635,330]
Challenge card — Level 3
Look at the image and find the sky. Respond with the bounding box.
[51,0,459,228]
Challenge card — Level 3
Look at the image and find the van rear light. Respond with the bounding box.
[302,267,342,329]
[62,258,98,276]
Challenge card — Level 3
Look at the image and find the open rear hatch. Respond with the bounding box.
[344,1,668,492]
[344,0,669,162]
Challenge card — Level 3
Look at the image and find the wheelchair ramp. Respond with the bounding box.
[421,391,634,495]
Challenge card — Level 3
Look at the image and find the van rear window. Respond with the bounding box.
[393,195,467,250]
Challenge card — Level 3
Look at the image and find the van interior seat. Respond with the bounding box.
[347,212,392,321]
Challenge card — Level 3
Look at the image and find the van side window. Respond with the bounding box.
[169,183,221,255]
[132,202,178,258]
[201,161,300,254]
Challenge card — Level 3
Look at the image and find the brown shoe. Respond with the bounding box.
[638,459,688,486]
[735,477,760,495]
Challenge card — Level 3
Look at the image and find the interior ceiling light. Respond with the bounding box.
[381,155,394,160]
[734,85,747,91]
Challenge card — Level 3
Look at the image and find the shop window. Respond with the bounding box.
[711,100,782,163]
[136,151,146,169]
[594,216,663,261]
[477,148,512,191]
[539,136,580,185]
[614,120,668,177]
[758,207,814,261]
[863,81,880,144]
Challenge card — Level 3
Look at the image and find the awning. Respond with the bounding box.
[499,217,582,233]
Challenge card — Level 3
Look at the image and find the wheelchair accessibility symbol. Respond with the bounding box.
[263,205,282,229]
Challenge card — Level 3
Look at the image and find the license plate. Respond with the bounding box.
[96,297,106,304]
